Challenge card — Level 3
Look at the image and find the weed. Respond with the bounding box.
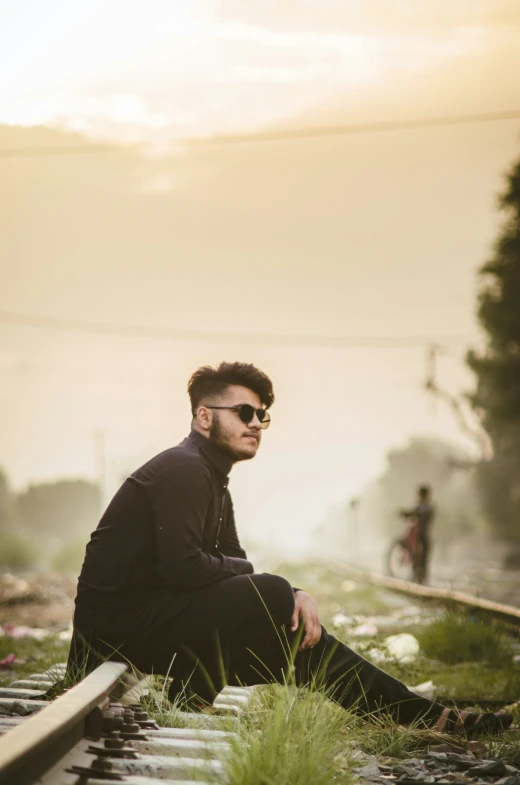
[416,610,514,666]
[220,683,355,785]
[0,633,70,687]
[354,716,466,757]
[485,729,520,763]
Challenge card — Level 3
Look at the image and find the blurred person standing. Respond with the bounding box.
[400,484,435,584]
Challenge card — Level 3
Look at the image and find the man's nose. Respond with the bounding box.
[248,414,262,429]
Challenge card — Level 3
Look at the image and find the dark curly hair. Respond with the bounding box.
[188,362,275,414]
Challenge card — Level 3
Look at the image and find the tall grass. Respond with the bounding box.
[416,610,515,666]
[219,683,356,785]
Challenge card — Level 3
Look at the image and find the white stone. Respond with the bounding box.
[384,633,420,663]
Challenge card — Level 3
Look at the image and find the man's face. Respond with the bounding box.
[208,385,264,462]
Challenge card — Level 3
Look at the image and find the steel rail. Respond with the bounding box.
[323,559,520,627]
[0,661,128,785]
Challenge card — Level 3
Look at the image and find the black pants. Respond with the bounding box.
[418,530,431,582]
[72,574,443,726]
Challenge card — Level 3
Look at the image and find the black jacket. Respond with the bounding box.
[74,430,254,632]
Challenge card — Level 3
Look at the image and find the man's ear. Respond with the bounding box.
[196,406,212,432]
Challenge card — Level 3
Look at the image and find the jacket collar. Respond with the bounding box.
[188,429,233,478]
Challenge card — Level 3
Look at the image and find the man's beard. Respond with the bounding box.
[209,414,253,462]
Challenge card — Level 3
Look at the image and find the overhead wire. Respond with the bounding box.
[1,108,520,159]
[0,310,471,349]
[1,106,503,349]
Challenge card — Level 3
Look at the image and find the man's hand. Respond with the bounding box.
[291,590,322,652]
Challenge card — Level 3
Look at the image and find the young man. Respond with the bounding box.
[70,362,511,735]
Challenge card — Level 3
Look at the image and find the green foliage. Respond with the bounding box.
[0,467,101,568]
[51,538,87,574]
[0,468,15,531]
[17,478,101,541]
[0,634,70,688]
[357,716,463,758]
[467,156,520,540]
[416,610,514,666]
[222,684,354,785]
[0,532,38,569]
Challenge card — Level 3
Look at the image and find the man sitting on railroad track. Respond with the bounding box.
[68,361,512,736]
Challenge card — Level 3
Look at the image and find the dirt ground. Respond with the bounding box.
[0,571,76,630]
[1,550,520,635]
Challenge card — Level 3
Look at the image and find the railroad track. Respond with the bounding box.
[0,661,252,785]
[323,559,520,628]
[2,563,520,784]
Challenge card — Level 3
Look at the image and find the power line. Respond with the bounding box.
[0,310,471,349]
[189,109,520,147]
[1,108,520,159]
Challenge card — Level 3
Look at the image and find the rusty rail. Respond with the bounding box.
[0,661,128,785]
[323,559,520,627]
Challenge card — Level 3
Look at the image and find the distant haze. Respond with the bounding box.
[1,1,520,553]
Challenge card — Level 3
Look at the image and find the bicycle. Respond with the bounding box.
[386,518,425,583]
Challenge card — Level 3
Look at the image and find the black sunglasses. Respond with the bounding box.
[202,404,271,430]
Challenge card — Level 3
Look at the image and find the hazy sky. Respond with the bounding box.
[1,1,520,552]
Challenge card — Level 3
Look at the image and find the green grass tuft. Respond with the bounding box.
[416,610,515,666]
[219,683,356,785]
[0,634,70,688]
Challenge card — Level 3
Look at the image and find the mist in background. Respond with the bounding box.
[1,1,520,573]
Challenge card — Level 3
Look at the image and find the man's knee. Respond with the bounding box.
[249,574,295,624]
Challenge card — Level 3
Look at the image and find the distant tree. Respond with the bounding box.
[0,467,15,531]
[17,479,101,542]
[467,155,520,541]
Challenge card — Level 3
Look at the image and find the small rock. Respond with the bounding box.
[351,623,379,637]
[425,760,446,770]
[357,763,382,779]
[512,755,520,770]
[467,760,507,778]
[394,765,421,777]
[408,680,436,699]
[9,701,31,716]
[384,634,420,663]
[427,752,448,762]
[349,750,368,762]
[495,777,520,785]
[331,613,351,629]
[505,766,520,775]
[445,753,476,769]
[467,741,488,756]
[429,745,452,754]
